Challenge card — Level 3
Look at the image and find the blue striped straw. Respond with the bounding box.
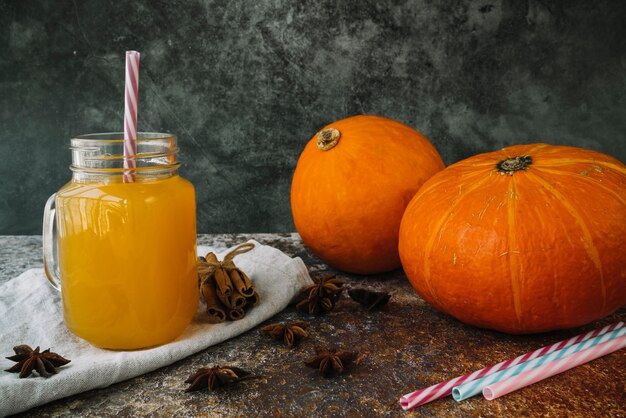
[452,326,626,401]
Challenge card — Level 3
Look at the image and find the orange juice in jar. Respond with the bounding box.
[43,133,198,349]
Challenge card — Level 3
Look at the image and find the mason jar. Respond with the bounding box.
[43,133,198,349]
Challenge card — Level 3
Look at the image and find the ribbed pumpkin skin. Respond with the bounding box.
[399,143,626,334]
[291,115,444,274]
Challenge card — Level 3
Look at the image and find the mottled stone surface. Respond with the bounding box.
[1,1,626,234]
[1,234,624,417]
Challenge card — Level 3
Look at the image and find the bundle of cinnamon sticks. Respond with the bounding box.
[197,243,260,323]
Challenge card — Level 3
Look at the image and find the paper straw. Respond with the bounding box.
[123,50,140,182]
[483,334,626,400]
[399,322,623,410]
[452,326,626,401]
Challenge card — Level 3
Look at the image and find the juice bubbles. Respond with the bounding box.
[56,175,198,349]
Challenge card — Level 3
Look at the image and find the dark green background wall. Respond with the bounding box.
[1,0,625,234]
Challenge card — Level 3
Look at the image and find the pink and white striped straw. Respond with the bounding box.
[483,334,626,400]
[399,322,623,410]
[123,50,140,182]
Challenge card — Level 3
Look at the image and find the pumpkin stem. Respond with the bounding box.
[317,128,341,151]
[497,155,532,175]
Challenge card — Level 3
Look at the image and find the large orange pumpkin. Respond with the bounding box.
[291,115,444,274]
[399,143,626,333]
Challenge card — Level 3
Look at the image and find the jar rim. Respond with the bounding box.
[71,132,176,145]
[69,132,180,181]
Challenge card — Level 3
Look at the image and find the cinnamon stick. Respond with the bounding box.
[229,269,255,297]
[246,291,260,307]
[201,280,226,323]
[228,308,246,321]
[214,268,233,300]
[230,292,247,310]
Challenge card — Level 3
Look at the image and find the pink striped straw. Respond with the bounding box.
[483,334,626,400]
[399,322,623,410]
[123,50,140,182]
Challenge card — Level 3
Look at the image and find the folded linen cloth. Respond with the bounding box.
[0,240,312,416]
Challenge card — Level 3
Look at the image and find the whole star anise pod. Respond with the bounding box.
[5,345,71,378]
[295,274,344,315]
[261,320,309,348]
[185,366,253,392]
[348,288,391,311]
[305,347,362,378]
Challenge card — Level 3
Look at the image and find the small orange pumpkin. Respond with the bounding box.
[399,143,626,333]
[291,115,444,274]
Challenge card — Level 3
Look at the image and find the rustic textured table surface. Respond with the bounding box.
[1,234,624,417]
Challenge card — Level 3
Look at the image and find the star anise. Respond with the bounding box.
[348,288,391,311]
[304,347,362,377]
[261,320,309,348]
[295,274,344,315]
[184,366,253,392]
[5,345,71,378]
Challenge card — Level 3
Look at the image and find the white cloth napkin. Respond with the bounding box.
[0,240,312,417]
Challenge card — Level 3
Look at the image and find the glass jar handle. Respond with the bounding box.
[42,193,61,291]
